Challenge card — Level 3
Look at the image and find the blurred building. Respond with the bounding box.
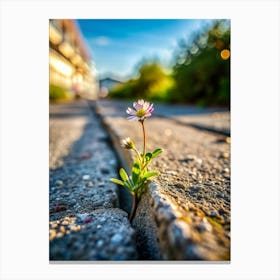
[49,19,98,99]
[99,77,124,98]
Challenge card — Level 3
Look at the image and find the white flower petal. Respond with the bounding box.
[133,102,142,110]
[127,116,139,121]
[142,101,150,110]
[126,107,136,115]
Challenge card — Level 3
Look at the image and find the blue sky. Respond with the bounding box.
[77,19,215,80]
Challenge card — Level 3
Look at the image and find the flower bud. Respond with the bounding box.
[121,137,135,149]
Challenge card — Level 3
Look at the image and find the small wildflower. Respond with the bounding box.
[110,99,163,222]
[121,137,135,149]
[55,205,61,212]
[126,99,154,121]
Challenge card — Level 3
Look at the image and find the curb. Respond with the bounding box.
[89,100,230,261]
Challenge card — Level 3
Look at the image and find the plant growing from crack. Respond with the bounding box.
[110,99,163,222]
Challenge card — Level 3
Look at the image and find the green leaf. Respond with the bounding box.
[132,184,139,192]
[110,178,124,186]
[142,171,160,180]
[152,148,163,159]
[145,152,153,164]
[124,180,135,192]
[132,161,140,185]
[119,168,129,182]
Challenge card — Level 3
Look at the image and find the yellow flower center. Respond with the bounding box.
[136,109,147,117]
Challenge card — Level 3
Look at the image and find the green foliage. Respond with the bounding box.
[110,178,124,186]
[172,20,230,107]
[132,161,141,185]
[49,84,70,102]
[110,20,230,108]
[110,147,163,199]
[142,171,160,180]
[151,148,163,158]
[119,168,129,182]
[109,63,174,102]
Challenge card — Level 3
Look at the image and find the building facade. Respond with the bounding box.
[49,19,98,100]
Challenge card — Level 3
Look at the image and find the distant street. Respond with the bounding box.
[95,99,230,136]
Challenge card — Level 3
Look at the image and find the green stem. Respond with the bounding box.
[141,120,146,157]
[129,194,138,222]
[133,147,142,164]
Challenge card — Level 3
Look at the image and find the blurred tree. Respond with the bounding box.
[172,20,230,107]
[110,20,230,107]
[109,62,174,102]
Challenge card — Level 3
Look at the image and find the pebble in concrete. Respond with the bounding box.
[50,209,138,260]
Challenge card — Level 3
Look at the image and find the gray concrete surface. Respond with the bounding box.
[49,100,138,260]
[92,99,231,261]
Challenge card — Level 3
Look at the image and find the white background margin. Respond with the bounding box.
[0,0,279,279]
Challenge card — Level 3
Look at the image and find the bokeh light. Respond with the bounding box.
[220,49,230,60]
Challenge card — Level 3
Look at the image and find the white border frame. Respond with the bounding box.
[1,0,279,279]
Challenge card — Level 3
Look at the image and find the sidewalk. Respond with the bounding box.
[49,100,138,260]
[91,99,231,261]
[95,99,230,136]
